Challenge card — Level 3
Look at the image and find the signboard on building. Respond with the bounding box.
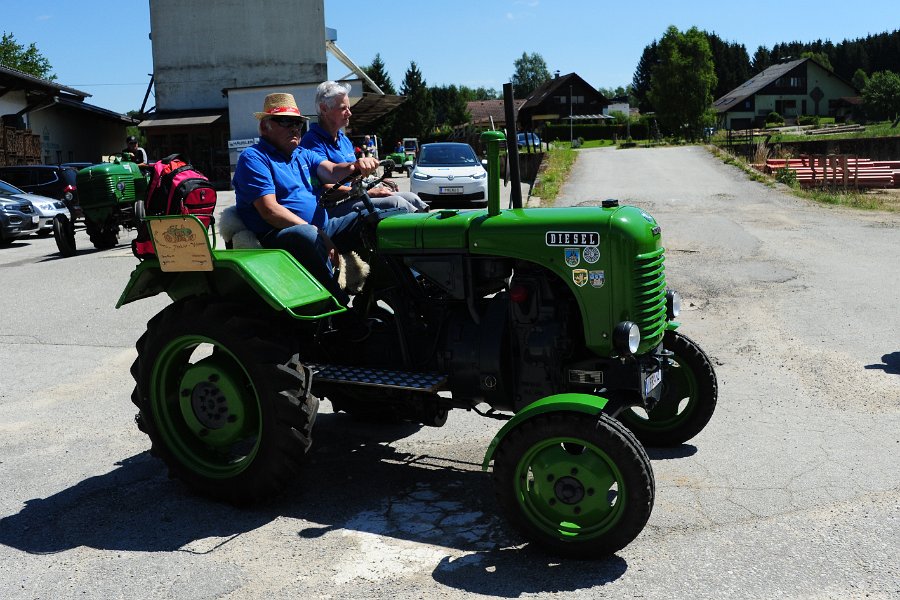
[228,138,259,150]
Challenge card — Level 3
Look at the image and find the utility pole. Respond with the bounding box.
[569,84,573,146]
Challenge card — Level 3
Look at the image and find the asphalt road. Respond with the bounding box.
[1,149,898,599]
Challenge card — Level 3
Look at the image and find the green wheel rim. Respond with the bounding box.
[150,334,261,478]
[514,436,627,539]
[628,354,698,432]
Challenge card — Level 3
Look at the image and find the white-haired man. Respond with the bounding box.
[301,80,428,216]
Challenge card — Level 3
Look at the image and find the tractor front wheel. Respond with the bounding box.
[492,411,654,558]
[53,214,76,256]
[85,217,119,249]
[131,298,318,505]
[618,330,717,447]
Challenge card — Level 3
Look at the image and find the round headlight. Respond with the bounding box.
[666,289,682,319]
[613,321,641,355]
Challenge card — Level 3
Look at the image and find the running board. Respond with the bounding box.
[307,363,447,392]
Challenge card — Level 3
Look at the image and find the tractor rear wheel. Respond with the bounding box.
[131,298,318,505]
[492,411,654,558]
[618,330,717,447]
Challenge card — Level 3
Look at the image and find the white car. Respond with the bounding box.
[0,179,70,237]
[409,142,487,207]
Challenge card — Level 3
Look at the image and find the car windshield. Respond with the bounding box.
[0,179,24,194]
[418,144,478,167]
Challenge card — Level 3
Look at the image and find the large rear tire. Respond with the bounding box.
[131,298,318,505]
[53,214,76,256]
[618,330,717,446]
[492,411,654,558]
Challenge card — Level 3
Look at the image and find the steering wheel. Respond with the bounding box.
[319,159,395,208]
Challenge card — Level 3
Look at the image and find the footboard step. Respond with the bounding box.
[307,363,447,392]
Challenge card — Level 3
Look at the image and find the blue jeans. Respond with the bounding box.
[259,211,369,305]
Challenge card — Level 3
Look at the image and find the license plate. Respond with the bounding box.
[32,216,39,224]
[439,186,463,194]
[643,369,662,397]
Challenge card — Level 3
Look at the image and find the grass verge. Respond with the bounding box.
[531,145,578,203]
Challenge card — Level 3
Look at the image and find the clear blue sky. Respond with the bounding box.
[2,0,894,114]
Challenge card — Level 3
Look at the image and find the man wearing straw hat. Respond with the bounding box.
[232,92,380,308]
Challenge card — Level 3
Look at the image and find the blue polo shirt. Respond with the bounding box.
[300,122,357,164]
[232,137,326,235]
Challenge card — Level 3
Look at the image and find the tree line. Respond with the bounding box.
[631,28,900,137]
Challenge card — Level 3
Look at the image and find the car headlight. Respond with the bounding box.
[666,289,681,319]
[613,321,641,355]
[412,172,430,181]
[39,203,53,211]
[472,171,486,179]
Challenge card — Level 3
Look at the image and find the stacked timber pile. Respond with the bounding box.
[804,124,866,135]
[761,155,900,188]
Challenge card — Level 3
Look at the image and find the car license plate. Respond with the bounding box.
[643,369,662,397]
[31,216,39,224]
[439,186,463,194]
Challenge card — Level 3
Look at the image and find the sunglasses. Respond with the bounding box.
[269,116,303,129]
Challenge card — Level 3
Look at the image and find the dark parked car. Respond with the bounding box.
[0,179,70,236]
[0,165,81,218]
[516,132,542,149]
[61,162,94,171]
[0,194,39,245]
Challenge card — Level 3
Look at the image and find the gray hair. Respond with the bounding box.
[315,80,351,117]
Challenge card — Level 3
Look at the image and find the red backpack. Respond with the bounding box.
[133,154,217,258]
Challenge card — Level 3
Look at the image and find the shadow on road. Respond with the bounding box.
[865,351,900,375]
[0,412,639,594]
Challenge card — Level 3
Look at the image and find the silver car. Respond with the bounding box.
[0,179,70,237]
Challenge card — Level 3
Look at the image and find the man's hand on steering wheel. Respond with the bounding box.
[353,156,380,178]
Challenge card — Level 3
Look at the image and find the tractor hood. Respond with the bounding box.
[376,204,662,262]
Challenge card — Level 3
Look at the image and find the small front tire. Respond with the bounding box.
[492,411,654,558]
[53,214,77,256]
[618,330,717,446]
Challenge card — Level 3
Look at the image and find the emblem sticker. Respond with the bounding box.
[582,246,600,264]
[546,231,600,247]
[639,210,656,224]
[572,269,588,287]
[565,248,580,267]
[589,270,605,288]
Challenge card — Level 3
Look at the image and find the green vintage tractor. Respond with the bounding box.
[53,156,146,256]
[118,130,716,558]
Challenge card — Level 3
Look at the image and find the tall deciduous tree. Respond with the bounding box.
[395,61,434,141]
[862,70,900,122]
[852,68,869,91]
[0,32,55,80]
[511,52,551,99]
[649,25,718,140]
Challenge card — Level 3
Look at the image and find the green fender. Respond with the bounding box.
[481,393,609,471]
[666,320,681,331]
[116,249,345,320]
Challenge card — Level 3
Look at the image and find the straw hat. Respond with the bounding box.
[254,93,306,120]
